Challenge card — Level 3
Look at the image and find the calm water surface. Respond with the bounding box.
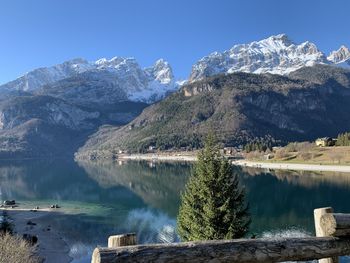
[1,159,350,262]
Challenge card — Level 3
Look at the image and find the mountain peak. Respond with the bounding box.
[266,33,293,46]
[190,34,329,81]
[154,58,168,66]
[328,45,350,64]
[273,33,288,39]
[144,59,174,84]
[94,57,138,68]
[340,45,350,51]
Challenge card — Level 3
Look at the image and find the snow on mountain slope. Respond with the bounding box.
[328,45,350,67]
[0,57,179,103]
[128,59,178,102]
[97,57,178,102]
[145,59,174,83]
[2,34,349,102]
[190,34,349,81]
[0,58,94,92]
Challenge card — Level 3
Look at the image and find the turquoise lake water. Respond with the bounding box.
[1,159,350,262]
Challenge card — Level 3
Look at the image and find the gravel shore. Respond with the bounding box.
[233,160,350,173]
[120,153,350,173]
[1,208,72,263]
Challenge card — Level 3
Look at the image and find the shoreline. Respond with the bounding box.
[1,208,72,263]
[233,160,350,173]
[118,153,197,162]
[118,153,350,173]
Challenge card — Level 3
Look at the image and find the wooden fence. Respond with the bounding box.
[91,207,350,263]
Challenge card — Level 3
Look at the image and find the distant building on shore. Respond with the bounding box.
[148,145,157,152]
[315,137,336,147]
[220,147,243,157]
[221,147,235,155]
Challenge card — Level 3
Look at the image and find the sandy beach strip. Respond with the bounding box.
[120,153,350,173]
[233,160,350,173]
[118,153,197,162]
[1,208,72,263]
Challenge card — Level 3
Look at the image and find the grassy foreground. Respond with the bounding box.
[0,233,39,263]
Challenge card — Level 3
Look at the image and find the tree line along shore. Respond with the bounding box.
[115,134,350,172]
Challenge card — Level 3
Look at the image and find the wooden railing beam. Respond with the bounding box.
[92,236,350,263]
[92,207,350,263]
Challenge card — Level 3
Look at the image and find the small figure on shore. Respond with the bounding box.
[50,204,60,209]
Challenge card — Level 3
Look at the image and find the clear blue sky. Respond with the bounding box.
[0,0,349,84]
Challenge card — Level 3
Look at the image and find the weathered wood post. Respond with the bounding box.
[91,233,136,263]
[314,207,339,263]
[108,233,137,248]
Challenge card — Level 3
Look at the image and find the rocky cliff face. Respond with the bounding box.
[0,96,99,131]
[190,34,350,81]
[76,65,350,159]
[0,93,148,158]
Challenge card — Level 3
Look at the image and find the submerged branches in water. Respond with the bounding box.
[125,208,179,244]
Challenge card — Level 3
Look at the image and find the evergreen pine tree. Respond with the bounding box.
[177,134,251,241]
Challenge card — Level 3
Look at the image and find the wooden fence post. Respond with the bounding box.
[91,233,136,263]
[108,233,137,248]
[314,207,339,263]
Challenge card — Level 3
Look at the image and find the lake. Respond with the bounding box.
[1,159,350,262]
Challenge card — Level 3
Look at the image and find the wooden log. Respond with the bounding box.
[314,207,339,263]
[92,237,350,263]
[321,213,350,237]
[108,233,137,248]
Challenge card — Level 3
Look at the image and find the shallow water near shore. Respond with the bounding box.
[1,159,350,262]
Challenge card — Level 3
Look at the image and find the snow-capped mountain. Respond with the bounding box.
[145,59,174,83]
[328,45,350,66]
[129,59,178,102]
[0,57,178,103]
[1,58,94,92]
[190,34,350,81]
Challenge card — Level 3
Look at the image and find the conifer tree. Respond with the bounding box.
[177,134,251,241]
